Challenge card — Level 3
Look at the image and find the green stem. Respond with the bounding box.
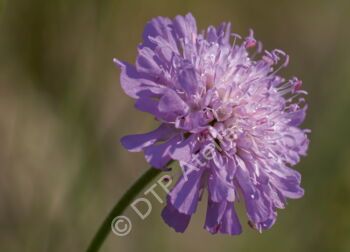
[86,168,162,252]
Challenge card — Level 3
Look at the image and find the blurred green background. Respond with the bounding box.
[1,0,350,251]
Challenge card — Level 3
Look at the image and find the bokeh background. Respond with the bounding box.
[1,0,350,251]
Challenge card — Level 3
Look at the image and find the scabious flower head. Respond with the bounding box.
[116,13,309,235]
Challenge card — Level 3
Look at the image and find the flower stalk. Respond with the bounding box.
[86,168,162,252]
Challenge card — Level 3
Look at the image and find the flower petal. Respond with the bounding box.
[115,60,162,99]
[170,134,199,162]
[120,124,177,152]
[219,203,242,235]
[235,157,274,228]
[158,89,189,115]
[142,16,177,50]
[208,155,236,202]
[204,200,227,233]
[177,66,200,95]
[136,47,163,76]
[144,134,182,169]
[204,200,242,235]
[269,164,304,199]
[161,202,191,233]
[173,13,197,40]
[169,163,205,214]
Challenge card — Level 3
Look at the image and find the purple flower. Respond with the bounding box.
[116,13,309,235]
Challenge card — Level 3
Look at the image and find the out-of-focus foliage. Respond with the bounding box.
[0,0,350,251]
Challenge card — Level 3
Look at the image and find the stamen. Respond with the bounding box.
[262,50,276,65]
[244,29,257,49]
[269,49,290,75]
[231,33,242,48]
[250,41,263,60]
